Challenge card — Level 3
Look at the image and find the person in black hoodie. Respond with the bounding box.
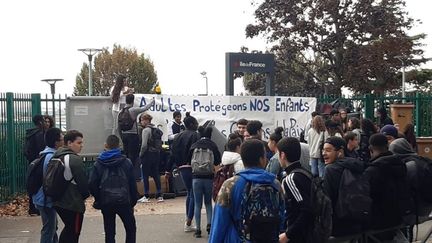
[323,136,365,237]
[24,114,46,215]
[89,135,138,243]
[171,112,200,232]
[187,126,221,238]
[277,137,313,243]
[364,133,411,241]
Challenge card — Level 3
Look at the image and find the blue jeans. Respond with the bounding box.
[179,167,194,221]
[193,178,213,230]
[310,158,325,177]
[35,205,58,243]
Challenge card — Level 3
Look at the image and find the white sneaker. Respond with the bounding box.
[184,222,197,232]
[157,196,164,202]
[138,196,150,203]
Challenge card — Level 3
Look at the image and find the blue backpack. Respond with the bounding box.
[234,176,282,243]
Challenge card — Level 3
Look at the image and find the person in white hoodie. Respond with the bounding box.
[221,134,244,173]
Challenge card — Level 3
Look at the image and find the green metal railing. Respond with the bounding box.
[1,92,432,203]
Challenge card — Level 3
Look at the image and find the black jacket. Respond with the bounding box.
[89,154,138,208]
[187,137,221,179]
[24,127,45,162]
[171,129,200,167]
[323,157,366,236]
[364,151,406,229]
[282,162,313,243]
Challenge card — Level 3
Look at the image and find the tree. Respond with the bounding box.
[73,44,158,96]
[246,0,428,95]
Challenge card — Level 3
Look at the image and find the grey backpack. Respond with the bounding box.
[191,148,214,176]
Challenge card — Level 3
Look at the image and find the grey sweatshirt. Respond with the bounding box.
[122,99,155,134]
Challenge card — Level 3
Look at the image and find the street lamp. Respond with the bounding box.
[200,71,208,96]
[395,55,407,103]
[41,79,63,119]
[78,48,103,96]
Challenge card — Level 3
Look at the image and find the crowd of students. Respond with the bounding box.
[24,95,432,243]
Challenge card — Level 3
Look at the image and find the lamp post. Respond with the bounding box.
[200,71,208,96]
[395,55,407,103]
[41,79,63,119]
[78,48,103,96]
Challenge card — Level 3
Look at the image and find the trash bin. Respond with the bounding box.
[390,104,414,132]
[417,137,432,159]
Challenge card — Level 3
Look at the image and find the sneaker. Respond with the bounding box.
[184,222,196,232]
[138,196,150,203]
[194,229,202,238]
[157,196,164,202]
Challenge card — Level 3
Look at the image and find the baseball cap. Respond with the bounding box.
[380,125,398,138]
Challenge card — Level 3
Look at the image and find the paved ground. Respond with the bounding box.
[0,197,209,243]
[1,197,432,242]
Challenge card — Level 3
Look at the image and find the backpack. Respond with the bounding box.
[236,177,282,242]
[26,153,49,195]
[118,107,134,131]
[335,168,372,223]
[148,127,163,152]
[291,168,332,243]
[191,148,214,175]
[43,155,73,202]
[99,164,130,206]
[212,164,235,201]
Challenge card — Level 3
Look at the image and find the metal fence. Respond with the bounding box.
[1,92,432,203]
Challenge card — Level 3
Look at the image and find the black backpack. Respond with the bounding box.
[26,153,50,195]
[335,168,372,223]
[148,127,163,152]
[99,164,131,206]
[43,155,73,202]
[291,168,333,243]
[118,107,135,131]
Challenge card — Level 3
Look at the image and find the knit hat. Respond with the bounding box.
[380,125,398,138]
[324,136,346,150]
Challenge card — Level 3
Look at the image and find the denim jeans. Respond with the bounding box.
[310,158,326,177]
[35,205,58,243]
[179,166,194,221]
[121,133,141,180]
[192,178,213,230]
[141,151,161,197]
[101,205,136,243]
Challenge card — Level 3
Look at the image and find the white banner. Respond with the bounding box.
[134,95,316,141]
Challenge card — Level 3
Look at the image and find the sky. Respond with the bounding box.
[0,0,431,96]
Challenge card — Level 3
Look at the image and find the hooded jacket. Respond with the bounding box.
[52,147,89,213]
[89,148,138,208]
[221,151,244,173]
[209,168,285,243]
[32,146,56,207]
[24,127,45,162]
[389,138,416,156]
[364,151,407,229]
[139,123,159,156]
[323,157,366,236]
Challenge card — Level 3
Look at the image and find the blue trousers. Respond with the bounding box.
[193,178,213,230]
[179,167,194,220]
[35,205,58,243]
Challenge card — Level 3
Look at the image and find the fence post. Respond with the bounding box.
[6,92,17,193]
[31,93,41,117]
[415,92,421,137]
[364,94,373,119]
